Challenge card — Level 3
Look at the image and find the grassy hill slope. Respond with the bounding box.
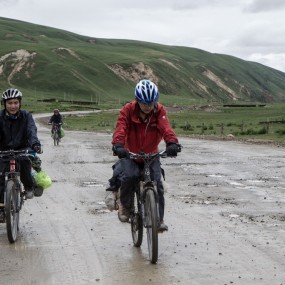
[1,17,285,111]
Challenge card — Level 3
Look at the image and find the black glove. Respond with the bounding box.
[32,143,42,154]
[112,143,129,159]
[166,143,181,157]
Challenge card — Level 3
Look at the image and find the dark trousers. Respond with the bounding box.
[112,158,165,221]
[0,156,34,203]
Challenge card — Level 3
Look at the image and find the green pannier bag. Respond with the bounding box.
[60,127,65,138]
[35,170,52,189]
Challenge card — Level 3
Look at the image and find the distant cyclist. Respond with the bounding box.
[106,79,181,231]
[49,109,63,139]
[0,88,42,222]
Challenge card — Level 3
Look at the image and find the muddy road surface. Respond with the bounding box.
[0,118,284,285]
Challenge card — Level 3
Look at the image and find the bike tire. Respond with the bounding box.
[54,133,58,146]
[5,180,20,243]
[56,136,59,146]
[131,191,143,247]
[145,189,158,264]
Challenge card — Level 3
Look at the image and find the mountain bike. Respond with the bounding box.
[0,149,35,243]
[129,150,168,264]
[49,123,61,146]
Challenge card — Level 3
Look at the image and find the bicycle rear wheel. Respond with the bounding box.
[131,191,143,247]
[145,189,158,264]
[5,180,20,243]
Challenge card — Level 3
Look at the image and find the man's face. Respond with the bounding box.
[5,99,20,115]
[138,101,155,114]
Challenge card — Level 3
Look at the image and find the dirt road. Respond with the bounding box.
[0,118,284,285]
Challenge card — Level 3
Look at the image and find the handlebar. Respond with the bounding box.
[128,143,182,160]
[0,149,36,158]
[129,150,168,160]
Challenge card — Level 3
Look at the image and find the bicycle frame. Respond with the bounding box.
[52,123,61,133]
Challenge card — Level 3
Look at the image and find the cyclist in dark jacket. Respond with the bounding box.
[49,109,63,138]
[0,88,42,222]
[106,79,181,232]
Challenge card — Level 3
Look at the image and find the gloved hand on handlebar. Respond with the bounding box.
[166,142,181,157]
[32,143,42,154]
[112,143,129,159]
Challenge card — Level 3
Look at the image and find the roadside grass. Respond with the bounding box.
[63,110,119,132]
[61,103,285,144]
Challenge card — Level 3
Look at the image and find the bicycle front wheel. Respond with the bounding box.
[131,191,143,247]
[54,132,59,146]
[5,180,20,243]
[145,189,158,264]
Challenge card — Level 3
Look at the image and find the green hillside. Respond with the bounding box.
[1,16,285,112]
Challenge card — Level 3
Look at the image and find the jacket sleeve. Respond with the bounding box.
[27,113,41,147]
[112,104,130,146]
[157,106,179,144]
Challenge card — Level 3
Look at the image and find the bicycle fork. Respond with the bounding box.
[5,159,22,213]
[141,182,160,229]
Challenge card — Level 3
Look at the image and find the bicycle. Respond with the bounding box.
[0,149,36,243]
[49,123,61,146]
[129,150,168,264]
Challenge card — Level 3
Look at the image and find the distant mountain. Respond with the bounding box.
[1,16,285,104]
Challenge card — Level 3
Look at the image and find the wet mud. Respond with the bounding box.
[0,114,284,284]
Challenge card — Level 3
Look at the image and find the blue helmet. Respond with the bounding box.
[135,79,159,104]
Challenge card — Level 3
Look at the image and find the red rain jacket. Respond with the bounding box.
[112,101,178,153]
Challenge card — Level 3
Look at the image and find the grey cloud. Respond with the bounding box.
[244,0,285,13]
[171,0,239,10]
[231,27,285,57]
[0,0,18,5]
[75,0,237,11]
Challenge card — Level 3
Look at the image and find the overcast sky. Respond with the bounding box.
[1,0,285,72]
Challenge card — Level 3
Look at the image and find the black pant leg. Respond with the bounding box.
[0,160,8,204]
[119,159,140,209]
[19,157,34,189]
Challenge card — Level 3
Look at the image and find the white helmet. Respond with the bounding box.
[2,88,23,101]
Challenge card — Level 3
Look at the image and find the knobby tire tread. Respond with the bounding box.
[145,189,158,264]
[5,180,19,243]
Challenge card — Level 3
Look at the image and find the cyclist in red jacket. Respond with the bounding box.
[106,79,181,232]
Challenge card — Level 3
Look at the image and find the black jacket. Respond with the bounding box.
[0,110,40,151]
[49,114,63,125]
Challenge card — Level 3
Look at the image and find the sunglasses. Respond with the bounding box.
[138,101,155,108]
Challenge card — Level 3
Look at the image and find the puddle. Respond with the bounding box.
[229,181,244,186]
[246,180,266,183]
[82,181,104,187]
[208,174,224,178]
